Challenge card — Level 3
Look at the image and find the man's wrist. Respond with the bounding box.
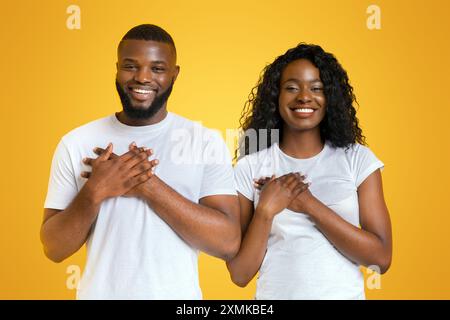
[139,175,160,200]
[81,181,104,206]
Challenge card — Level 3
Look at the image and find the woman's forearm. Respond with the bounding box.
[304,197,391,273]
[226,210,273,287]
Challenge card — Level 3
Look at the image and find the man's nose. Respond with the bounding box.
[134,67,152,83]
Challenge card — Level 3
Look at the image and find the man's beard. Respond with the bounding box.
[115,79,174,120]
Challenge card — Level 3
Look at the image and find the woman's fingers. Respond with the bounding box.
[80,171,91,179]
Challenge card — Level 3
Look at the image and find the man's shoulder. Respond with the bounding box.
[61,115,112,144]
[169,112,205,129]
[169,112,223,139]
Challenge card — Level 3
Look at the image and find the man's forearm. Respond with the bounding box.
[40,184,102,262]
[140,176,240,260]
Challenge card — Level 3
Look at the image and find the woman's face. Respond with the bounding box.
[278,59,327,132]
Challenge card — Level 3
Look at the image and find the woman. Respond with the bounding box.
[228,43,392,299]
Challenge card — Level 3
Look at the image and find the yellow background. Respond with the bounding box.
[1,0,449,299]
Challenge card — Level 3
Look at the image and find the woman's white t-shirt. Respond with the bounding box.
[234,142,384,300]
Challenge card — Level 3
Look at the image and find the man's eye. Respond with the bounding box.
[123,65,136,69]
[153,67,165,72]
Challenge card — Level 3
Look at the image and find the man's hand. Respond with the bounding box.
[81,142,159,199]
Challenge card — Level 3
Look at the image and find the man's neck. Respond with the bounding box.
[116,108,168,127]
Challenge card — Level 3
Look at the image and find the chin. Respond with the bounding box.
[130,103,152,110]
[286,119,317,131]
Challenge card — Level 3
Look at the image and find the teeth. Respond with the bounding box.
[132,88,152,94]
[294,108,314,113]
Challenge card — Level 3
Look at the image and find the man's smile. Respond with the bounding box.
[127,85,158,102]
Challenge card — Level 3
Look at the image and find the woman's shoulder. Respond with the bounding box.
[235,144,277,167]
[327,142,375,160]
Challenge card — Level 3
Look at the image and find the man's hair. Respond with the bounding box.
[120,24,176,53]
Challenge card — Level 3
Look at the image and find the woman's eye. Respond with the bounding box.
[286,86,298,91]
[312,87,324,92]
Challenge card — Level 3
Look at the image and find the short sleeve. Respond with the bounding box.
[233,156,254,201]
[199,131,237,199]
[44,139,78,210]
[352,144,384,187]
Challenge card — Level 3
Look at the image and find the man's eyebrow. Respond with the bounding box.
[151,60,168,65]
[121,58,168,65]
[122,58,139,63]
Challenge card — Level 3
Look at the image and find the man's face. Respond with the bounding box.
[116,39,179,119]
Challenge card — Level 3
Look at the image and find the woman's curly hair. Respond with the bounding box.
[237,43,365,159]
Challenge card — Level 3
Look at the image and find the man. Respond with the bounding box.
[41,24,240,299]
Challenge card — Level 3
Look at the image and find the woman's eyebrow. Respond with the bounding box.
[282,78,323,84]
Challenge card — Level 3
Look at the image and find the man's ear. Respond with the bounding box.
[173,65,180,82]
[116,62,118,71]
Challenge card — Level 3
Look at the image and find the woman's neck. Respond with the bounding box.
[279,127,324,159]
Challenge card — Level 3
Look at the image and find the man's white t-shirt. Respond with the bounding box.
[44,112,236,300]
[234,142,384,300]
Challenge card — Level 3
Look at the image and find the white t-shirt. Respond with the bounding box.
[44,112,236,300]
[234,142,384,300]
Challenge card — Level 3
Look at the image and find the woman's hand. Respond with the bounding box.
[255,173,309,220]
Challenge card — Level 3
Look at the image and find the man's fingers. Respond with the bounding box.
[97,143,113,161]
[125,148,153,168]
[93,147,119,159]
[82,157,94,166]
[127,168,155,188]
[129,159,159,177]
[120,145,152,162]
